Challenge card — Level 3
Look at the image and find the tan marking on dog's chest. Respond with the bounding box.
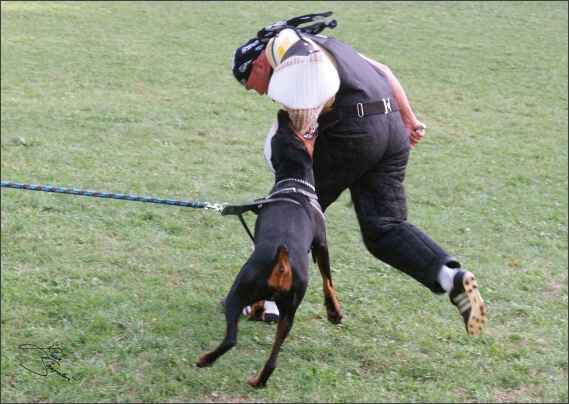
[268,248,293,291]
[297,133,315,158]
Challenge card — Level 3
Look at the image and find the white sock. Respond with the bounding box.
[437,265,458,293]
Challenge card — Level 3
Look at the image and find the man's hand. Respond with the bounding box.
[409,121,426,150]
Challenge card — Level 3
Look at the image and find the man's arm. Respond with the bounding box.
[362,56,425,149]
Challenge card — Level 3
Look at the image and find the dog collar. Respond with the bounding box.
[275,178,316,193]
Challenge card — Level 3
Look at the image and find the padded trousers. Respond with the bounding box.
[314,111,459,294]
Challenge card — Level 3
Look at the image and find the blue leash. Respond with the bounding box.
[1,181,225,211]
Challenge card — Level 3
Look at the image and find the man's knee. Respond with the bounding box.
[359,216,403,252]
[358,217,455,294]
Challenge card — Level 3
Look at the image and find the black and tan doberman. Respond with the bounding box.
[196,109,342,388]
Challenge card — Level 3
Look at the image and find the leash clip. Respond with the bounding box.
[204,202,227,212]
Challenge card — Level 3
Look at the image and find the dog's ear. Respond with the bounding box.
[276,109,291,129]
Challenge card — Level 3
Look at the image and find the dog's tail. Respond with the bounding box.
[268,245,293,292]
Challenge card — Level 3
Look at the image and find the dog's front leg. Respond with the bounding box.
[247,300,266,321]
[313,241,343,324]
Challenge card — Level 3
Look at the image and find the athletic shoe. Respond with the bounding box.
[219,297,280,323]
[449,270,487,336]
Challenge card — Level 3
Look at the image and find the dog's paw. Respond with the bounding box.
[248,377,267,388]
[325,295,343,324]
[327,311,343,324]
[196,355,213,368]
[247,309,266,322]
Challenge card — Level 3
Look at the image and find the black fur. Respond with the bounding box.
[196,110,342,388]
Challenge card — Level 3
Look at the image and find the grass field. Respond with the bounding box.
[1,1,567,402]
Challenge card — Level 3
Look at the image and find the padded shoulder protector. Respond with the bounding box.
[264,118,278,173]
[267,27,302,65]
[267,28,340,110]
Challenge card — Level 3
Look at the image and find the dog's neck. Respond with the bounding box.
[274,177,315,193]
[267,174,322,216]
[269,172,318,204]
[272,158,316,195]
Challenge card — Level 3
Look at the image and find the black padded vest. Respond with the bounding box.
[306,35,393,109]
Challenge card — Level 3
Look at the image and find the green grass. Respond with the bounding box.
[1,1,567,402]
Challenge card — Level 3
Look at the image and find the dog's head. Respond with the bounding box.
[267,109,317,174]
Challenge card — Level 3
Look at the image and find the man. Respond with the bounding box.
[229,12,487,336]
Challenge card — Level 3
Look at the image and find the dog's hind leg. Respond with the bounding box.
[313,241,343,324]
[196,297,243,368]
[248,247,304,388]
[248,303,296,388]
